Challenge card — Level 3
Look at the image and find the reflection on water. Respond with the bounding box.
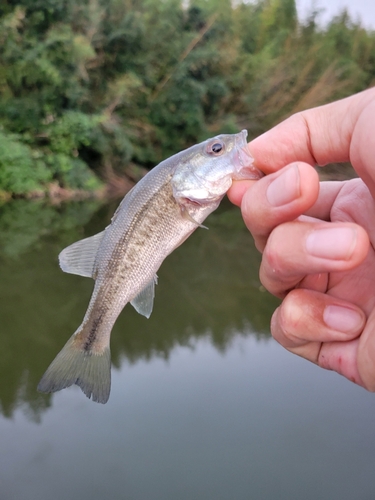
[0,199,102,258]
[0,199,105,418]
[0,198,277,418]
[1,199,375,500]
[2,337,375,500]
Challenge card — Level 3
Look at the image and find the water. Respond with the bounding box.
[0,199,374,500]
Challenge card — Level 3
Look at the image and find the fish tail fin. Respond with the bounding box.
[37,329,111,404]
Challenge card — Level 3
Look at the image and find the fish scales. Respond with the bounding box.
[85,179,196,329]
[38,130,263,403]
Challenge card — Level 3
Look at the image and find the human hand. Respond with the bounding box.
[228,87,375,390]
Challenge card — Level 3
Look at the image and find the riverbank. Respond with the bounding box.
[0,173,138,204]
[0,163,357,205]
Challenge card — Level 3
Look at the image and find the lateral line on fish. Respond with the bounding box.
[37,129,263,404]
[109,176,175,261]
[83,313,104,352]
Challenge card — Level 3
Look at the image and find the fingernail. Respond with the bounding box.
[306,227,357,260]
[323,305,364,333]
[266,165,300,207]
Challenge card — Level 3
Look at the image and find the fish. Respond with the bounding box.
[37,130,263,404]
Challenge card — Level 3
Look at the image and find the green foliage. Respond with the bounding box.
[0,132,51,194]
[0,0,374,195]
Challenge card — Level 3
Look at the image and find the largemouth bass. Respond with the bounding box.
[38,130,262,403]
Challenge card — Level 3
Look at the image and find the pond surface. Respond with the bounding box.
[0,199,375,500]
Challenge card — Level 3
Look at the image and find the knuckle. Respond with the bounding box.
[280,293,304,333]
[262,230,287,275]
[278,290,320,346]
[272,293,304,346]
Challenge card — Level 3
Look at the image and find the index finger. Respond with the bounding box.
[249,87,375,174]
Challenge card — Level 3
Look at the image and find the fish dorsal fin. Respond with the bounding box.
[130,275,158,318]
[59,231,105,278]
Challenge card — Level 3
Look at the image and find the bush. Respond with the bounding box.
[0,0,374,196]
[0,132,51,194]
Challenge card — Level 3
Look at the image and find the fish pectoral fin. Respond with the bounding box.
[130,275,158,318]
[179,204,208,230]
[59,230,106,278]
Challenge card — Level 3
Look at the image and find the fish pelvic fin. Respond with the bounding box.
[37,331,111,404]
[130,274,158,318]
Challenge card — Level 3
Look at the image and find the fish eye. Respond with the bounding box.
[207,141,225,155]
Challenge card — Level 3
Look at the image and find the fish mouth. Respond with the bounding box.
[234,130,264,180]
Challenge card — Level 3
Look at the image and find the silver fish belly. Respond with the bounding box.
[37,130,263,403]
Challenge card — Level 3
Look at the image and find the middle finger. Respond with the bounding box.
[261,221,369,297]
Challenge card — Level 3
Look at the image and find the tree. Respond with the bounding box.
[0,0,374,196]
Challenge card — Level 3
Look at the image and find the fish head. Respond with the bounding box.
[171,130,263,207]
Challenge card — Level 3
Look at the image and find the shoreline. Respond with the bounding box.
[0,165,357,204]
[0,178,137,204]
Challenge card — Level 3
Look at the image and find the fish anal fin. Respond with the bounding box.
[130,275,158,318]
[59,230,105,278]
